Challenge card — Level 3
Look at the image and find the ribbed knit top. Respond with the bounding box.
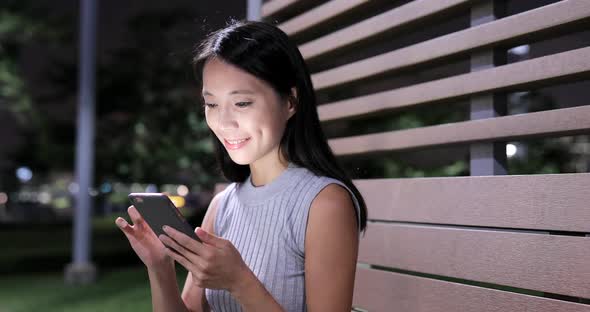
[204,163,360,312]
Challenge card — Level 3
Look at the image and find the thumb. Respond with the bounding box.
[195,227,224,247]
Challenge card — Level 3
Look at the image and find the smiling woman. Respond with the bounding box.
[116,20,367,312]
[202,57,295,169]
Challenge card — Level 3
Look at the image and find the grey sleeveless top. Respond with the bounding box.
[205,163,361,312]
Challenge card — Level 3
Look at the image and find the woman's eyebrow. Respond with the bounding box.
[202,89,256,96]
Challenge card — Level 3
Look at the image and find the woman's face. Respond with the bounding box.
[202,57,295,166]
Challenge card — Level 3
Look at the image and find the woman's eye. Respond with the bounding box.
[203,102,250,108]
[235,102,252,108]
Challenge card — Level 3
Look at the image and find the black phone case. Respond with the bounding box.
[128,193,201,242]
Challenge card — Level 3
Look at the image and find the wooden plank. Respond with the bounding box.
[328,105,590,156]
[299,0,471,60]
[354,173,590,233]
[215,173,590,232]
[358,223,590,298]
[318,46,590,122]
[279,0,370,36]
[312,0,590,90]
[262,0,298,18]
[353,267,590,312]
[262,0,324,19]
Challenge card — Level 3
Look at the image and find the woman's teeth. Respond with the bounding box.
[227,138,249,144]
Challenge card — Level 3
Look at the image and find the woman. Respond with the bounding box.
[116,20,367,312]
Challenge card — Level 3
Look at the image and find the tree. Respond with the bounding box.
[45,7,219,189]
[0,1,71,190]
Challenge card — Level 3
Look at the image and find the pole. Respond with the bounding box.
[247,0,262,21]
[65,0,98,285]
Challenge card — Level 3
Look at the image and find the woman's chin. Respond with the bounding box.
[227,154,252,166]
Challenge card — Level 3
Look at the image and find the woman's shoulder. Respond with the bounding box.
[209,182,239,236]
[309,174,362,233]
[286,165,359,216]
[298,167,352,195]
[211,182,239,211]
[211,182,236,204]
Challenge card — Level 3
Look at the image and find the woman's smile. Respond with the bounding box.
[223,137,251,150]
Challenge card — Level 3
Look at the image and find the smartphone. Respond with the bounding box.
[128,193,201,242]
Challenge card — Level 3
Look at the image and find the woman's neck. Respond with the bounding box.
[249,152,289,187]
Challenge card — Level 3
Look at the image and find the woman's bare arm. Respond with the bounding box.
[148,262,189,312]
[304,184,359,311]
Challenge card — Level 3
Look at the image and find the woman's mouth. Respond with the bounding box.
[224,137,251,150]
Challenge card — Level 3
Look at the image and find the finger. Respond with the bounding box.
[159,234,193,258]
[196,227,225,248]
[159,232,207,264]
[164,246,193,269]
[127,205,144,226]
[162,226,204,254]
[160,234,211,272]
[115,217,134,236]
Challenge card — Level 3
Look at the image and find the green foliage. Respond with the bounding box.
[507,137,574,174]
[0,215,132,274]
[0,2,75,191]
[1,5,219,189]
[0,2,68,124]
[43,7,219,187]
[0,10,37,125]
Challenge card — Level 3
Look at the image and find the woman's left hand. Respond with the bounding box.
[159,226,250,292]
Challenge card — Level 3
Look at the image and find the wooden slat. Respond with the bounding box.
[353,267,590,312]
[358,223,590,298]
[312,0,590,90]
[319,46,590,122]
[279,0,370,36]
[355,173,590,233]
[262,0,298,18]
[328,105,590,155]
[215,173,590,232]
[300,0,471,60]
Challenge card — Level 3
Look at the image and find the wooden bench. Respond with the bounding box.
[352,175,590,311]
[251,0,590,310]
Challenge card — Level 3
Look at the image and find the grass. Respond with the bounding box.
[0,214,190,311]
[0,265,188,312]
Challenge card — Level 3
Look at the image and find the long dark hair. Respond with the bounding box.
[193,20,367,232]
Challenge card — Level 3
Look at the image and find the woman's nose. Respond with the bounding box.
[218,106,238,130]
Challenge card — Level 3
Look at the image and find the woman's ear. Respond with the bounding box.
[287,87,297,119]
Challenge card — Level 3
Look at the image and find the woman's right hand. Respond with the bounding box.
[116,205,171,269]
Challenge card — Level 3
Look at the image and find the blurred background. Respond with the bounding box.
[0,0,244,310]
[1,0,589,311]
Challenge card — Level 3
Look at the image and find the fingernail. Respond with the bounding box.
[162,225,168,231]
